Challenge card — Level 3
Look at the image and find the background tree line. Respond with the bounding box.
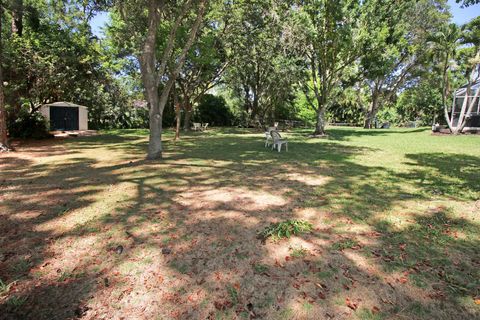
[0,0,478,156]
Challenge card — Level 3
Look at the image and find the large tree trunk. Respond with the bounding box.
[139,0,206,159]
[0,0,10,151]
[148,106,163,159]
[145,81,164,158]
[313,106,327,135]
[364,94,379,129]
[363,113,373,129]
[141,0,207,159]
[140,1,162,159]
[312,88,327,135]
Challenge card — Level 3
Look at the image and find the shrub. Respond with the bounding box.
[88,102,150,130]
[8,108,51,139]
[194,94,234,126]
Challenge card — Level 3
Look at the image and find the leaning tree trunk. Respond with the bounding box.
[441,54,455,133]
[0,0,10,151]
[455,84,480,134]
[450,81,473,134]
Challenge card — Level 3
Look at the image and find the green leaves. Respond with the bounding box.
[259,219,313,241]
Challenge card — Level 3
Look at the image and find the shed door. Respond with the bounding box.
[50,107,79,131]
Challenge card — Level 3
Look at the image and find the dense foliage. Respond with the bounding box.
[0,0,479,146]
[7,105,50,138]
[0,0,150,136]
[194,94,233,126]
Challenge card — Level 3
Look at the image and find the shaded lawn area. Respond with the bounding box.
[0,127,479,320]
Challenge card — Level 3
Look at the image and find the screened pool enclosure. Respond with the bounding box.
[449,79,480,132]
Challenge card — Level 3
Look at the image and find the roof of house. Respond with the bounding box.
[43,101,88,109]
[455,79,480,97]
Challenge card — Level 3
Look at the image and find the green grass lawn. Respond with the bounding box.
[0,127,479,319]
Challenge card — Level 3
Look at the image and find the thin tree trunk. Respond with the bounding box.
[0,0,10,150]
[174,88,181,140]
[455,85,474,133]
[456,85,480,133]
[183,101,192,131]
[175,105,181,139]
[441,53,456,132]
[444,101,454,132]
[251,89,259,122]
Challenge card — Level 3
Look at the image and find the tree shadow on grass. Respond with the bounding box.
[291,127,430,142]
[8,138,84,158]
[0,130,478,319]
[365,207,480,318]
[0,156,123,319]
[400,153,480,201]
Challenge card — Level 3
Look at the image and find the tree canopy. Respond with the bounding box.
[0,0,479,151]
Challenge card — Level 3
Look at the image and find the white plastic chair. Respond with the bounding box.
[264,131,272,147]
[270,130,288,152]
[192,123,201,131]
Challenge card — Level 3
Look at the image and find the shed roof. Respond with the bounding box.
[43,101,88,109]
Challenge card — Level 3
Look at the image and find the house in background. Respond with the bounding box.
[40,102,88,131]
[450,79,480,132]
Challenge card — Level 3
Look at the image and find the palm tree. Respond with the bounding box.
[428,23,461,132]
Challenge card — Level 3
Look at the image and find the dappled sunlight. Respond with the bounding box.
[284,172,332,186]
[1,128,479,319]
[343,250,377,274]
[35,182,136,235]
[175,187,287,212]
[292,208,330,228]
